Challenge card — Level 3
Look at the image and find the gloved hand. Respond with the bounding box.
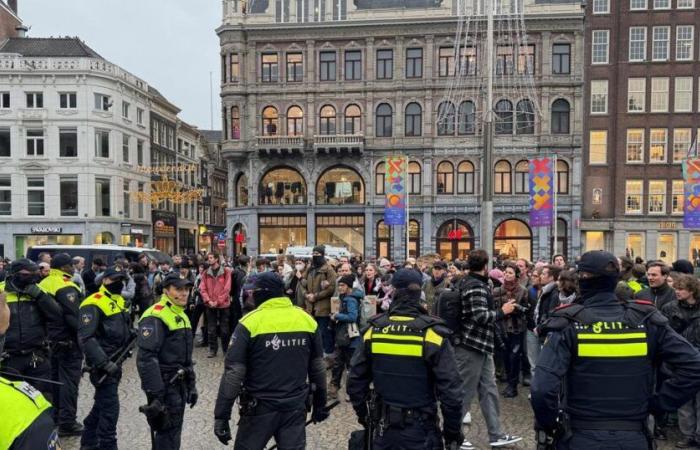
[139,398,170,431]
[24,284,43,299]
[311,404,330,424]
[214,419,232,445]
[443,429,465,449]
[187,387,198,408]
[100,360,120,377]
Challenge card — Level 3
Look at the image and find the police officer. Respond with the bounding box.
[78,268,133,450]
[1,259,62,401]
[347,269,465,450]
[213,272,329,450]
[38,252,84,437]
[137,273,198,450]
[531,250,700,449]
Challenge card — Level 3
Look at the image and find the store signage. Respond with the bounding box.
[659,222,677,230]
[131,229,144,234]
[447,229,463,241]
[31,226,62,234]
[152,211,177,237]
[384,156,407,226]
[529,158,554,227]
[235,233,245,244]
[683,159,700,229]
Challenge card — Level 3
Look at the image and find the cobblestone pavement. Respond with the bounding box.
[60,346,679,449]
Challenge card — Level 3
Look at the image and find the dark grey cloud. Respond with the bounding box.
[21,0,221,129]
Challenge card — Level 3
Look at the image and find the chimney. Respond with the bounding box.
[8,0,17,15]
[15,25,27,38]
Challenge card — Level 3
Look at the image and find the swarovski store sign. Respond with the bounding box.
[31,226,63,234]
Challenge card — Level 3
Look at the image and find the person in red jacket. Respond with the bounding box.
[200,252,232,358]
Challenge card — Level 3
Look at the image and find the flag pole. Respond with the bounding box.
[553,154,558,258]
[405,156,410,261]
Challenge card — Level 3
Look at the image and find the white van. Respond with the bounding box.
[27,244,170,267]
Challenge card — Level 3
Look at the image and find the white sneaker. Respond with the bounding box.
[460,442,475,450]
[490,434,523,447]
[462,412,472,424]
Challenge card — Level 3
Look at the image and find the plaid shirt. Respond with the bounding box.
[458,273,503,354]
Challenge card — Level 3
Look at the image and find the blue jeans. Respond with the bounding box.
[315,316,335,355]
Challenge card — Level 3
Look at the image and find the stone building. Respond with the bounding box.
[581,0,700,264]
[218,0,584,262]
[0,37,153,259]
[199,130,229,254]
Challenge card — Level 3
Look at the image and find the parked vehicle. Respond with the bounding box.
[26,244,170,267]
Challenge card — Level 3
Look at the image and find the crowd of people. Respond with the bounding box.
[3,244,700,449]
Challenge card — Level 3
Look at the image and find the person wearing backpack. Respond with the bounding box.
[328,275,362,400]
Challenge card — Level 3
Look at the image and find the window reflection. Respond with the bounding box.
[259,167,306,205]
[317,166,365,205]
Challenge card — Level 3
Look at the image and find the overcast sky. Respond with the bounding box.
[21,0,222,130]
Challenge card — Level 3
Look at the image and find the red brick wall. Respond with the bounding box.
[0,7,20,39]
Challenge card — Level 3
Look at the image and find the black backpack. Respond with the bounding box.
[435,288,462,339]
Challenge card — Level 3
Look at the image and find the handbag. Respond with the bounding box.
[347,322,360,339]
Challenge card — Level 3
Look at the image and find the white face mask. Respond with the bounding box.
[295,264,304,271]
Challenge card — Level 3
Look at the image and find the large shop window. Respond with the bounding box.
[236,174,249,207]
[436,219,474,261]
[409,220,421,258]
[626,233,645,260]
[316,215,365,257]
[494,219,532,262]
[316,166,364,205]
[259,167,307,205]
[259,215,307,255]
[690,234,700,263]
[376,220,391,259]
[233,223,247,257]
[658,233,676,264]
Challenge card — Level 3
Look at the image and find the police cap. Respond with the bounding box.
[161,272,193,289]
[9,258,38,275]
[576,250,620,278]
[391,268,423,289]
[102,267,127,281]
[51,253,73,270]
[253,272,285,296]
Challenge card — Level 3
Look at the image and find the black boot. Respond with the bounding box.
[501,385,518,398]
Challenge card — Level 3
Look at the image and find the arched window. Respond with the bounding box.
[316,166,365,205]
[259,166,306,205]
[495,160,512,194]
[551,99,570,134]
[236,174,248,207]
[514,160,529,194]
[377,220,391,259]
[458,101,476,135]
[437,101,456,136]
[376,103,393,137]
[457,161,475,194]
[494,219,532,262]
[436,219,474,261]
[495,99,513,135]
[319,105,337,135]
[409,220,421,257]
[287,106,303,136]
[557,159,570,195]
[262,106,278,136]
[232,223,247,257]
[375,162,386,195]
[345,104,361,134]
[516,99,534,135]
[405,102,423,137]
[95,231,115,245]
[436,161,454,194]
[408,161,421,195]
[231,106,241,140]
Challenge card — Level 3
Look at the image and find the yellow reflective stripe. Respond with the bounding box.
[578,342,648,357]
[578,333,647,340]
[372,333,424,342]
[388,316,414,321]
[363,328,372,342]
[425,328,443,346]
[372,342,423,357]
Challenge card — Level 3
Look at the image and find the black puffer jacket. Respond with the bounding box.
[636,283,677,311]
[662,299,700,348]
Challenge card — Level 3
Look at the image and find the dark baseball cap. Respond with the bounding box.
[161,273,194,289]
[51,253,73,270]
[391,269,423,289]
[9,258,38,275]
[576,251,620,277]
[433,261,448,270]
[102,267,127,281]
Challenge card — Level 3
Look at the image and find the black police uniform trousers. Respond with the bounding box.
[3,350,53,403]
[557,429,649,450]
[373,417,443,450]
[10,409,59,450]
[81,372,121,450]
[50,343,83,427]
[234,407,306,450]
[152,379,187,450]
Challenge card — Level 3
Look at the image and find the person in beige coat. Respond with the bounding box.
[299,245,337,358]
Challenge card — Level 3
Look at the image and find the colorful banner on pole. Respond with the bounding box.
[384,156,407,226]
[683,159,700,228]
[529,158,554,227]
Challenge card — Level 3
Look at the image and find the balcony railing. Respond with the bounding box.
[256,136,305,154]
[313,134,364,154]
